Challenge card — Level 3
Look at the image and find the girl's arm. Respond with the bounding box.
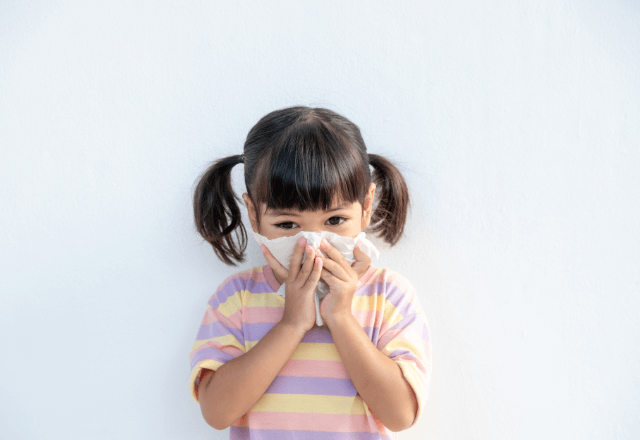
[317,241,419,432]
[324,313,419,432]
[198,240,323,429]
[198,320,307,429]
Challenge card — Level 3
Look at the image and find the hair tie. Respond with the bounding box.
[239,154,245,164]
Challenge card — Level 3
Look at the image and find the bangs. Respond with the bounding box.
[251,118,369,212]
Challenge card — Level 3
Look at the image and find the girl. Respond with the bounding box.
[190,106,431,439]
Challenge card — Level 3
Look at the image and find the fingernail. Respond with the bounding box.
[315,248,323,257]
[306,245,314,254]
[320,238,328,248]
[297,237,306,246]
[260,245,269,254]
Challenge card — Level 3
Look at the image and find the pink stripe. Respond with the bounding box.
[381,270,412,291]
[261,264,281,292]
[244,306,283,324]
[200,307,243,329]
[190,341,243,362]
[378,328,406,351]
[246,411,382,433]
[383,270,424,310]
[351,309,382,327]
[394,354,428,375]
[356,265,379,289]
[238,268,269,283]
[278,360,349,379]
[201,307,217,325]
[357,268,417,305]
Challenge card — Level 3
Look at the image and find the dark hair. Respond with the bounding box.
[193,106,410,265]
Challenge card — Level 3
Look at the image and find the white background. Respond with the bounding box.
[1,1,639,439]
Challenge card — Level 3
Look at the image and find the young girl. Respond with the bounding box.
[189,106,431,439]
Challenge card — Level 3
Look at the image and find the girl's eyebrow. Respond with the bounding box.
[268,210,301,217]
[266,205,349,217]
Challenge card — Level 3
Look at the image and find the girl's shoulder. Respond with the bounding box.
[214,264,279,294]
[360,265,416,293]
[204,265,279,311]
[360,266,424,314]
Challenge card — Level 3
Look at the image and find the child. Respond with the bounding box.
[189,106,431,439]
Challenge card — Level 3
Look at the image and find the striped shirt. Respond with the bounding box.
[189,264,431,439]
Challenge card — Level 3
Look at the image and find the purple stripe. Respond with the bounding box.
[383,286,417,318]
[359,326,380,345]
[231,427,393,440]
[196,321,244,344]
[302,328,334,343]
[209,278,244,307]
[387,313,425,334]
[190,346,237,370]
[422,321,431,342]
[243,322,275,341]
[387,348,421,363]
[266,376,356,397]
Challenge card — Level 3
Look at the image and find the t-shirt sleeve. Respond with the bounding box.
[375,272,432,427]
[189,274,247,403]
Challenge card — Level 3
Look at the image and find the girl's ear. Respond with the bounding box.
[242,193,259,232]
[361,183,377,228]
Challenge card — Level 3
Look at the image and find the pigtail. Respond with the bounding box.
[368,154,410,245]
[193,155,246,265]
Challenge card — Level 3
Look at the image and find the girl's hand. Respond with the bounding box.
[261,238,323,334]
[317,238,371,326]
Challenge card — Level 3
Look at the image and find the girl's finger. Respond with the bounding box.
[261,245,288,282]
[303,256,323,290]
[319,267,341,287]
[351,243,372,278]
[296,244,316,282]
[315,248,350,282]
[319,238,353,273]
[286,237,307,282]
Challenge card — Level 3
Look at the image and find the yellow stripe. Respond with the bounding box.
[245,291,285,307]
[396,360,428,424]
[352,294,384,311]
[217,289,285,316]
[382,338,424,359]
[244,341,341,361]
[382,299,404,327]
[216,294,243,317]
[352,293,405,328]
[291,342,341,361]
[251,393,365,414]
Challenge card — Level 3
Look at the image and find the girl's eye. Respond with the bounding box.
[326,216,346,226]
[275,222,297,230]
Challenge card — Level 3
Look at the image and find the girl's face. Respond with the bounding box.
[242,183,376,240]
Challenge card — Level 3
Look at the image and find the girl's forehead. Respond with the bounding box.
[262,199,361,216]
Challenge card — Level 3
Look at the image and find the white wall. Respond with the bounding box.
[1,1,639,439]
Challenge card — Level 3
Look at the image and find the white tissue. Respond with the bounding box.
[251,230,380,326]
